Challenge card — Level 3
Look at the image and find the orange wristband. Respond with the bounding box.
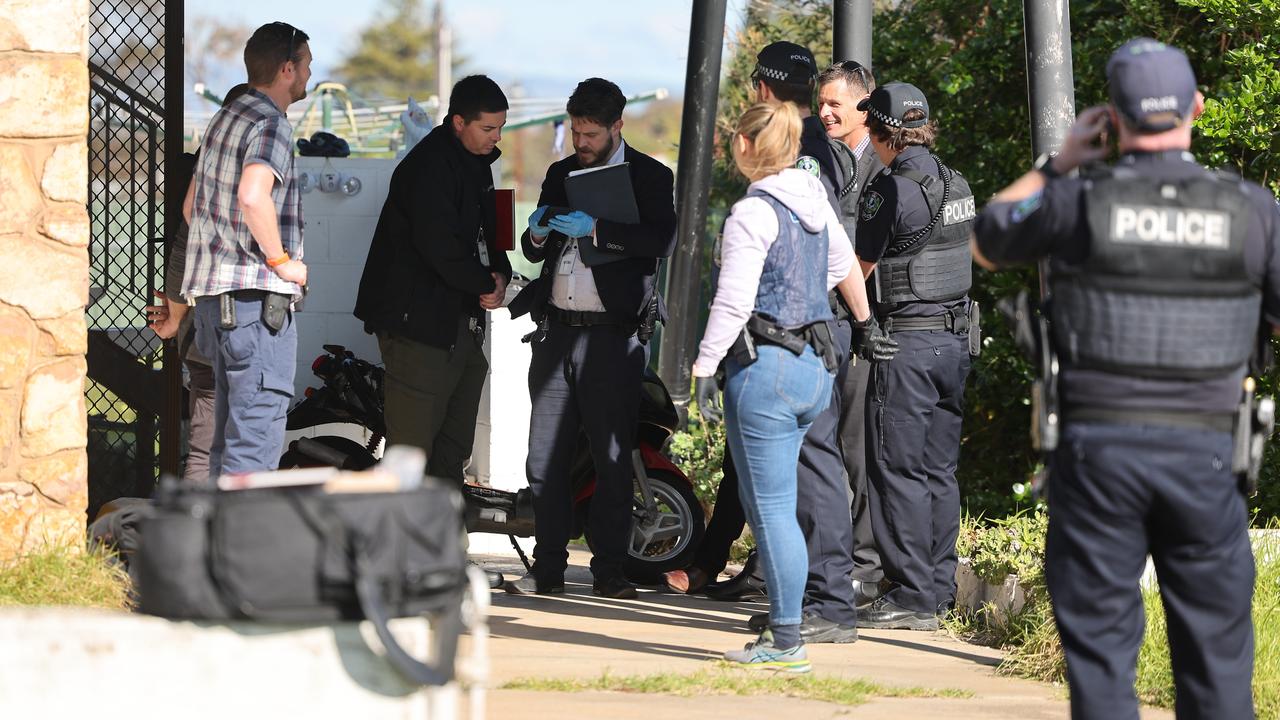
[267,252,290,268]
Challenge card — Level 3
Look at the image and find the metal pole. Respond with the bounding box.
[1022,0,1075,297]
[833,0,873,67]
[1023,0,1075,158]
[160,0,184,480]
[435,0,452,125]
[657,0,727,413]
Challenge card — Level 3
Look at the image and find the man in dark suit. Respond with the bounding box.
[505,77,677,599]
[816,61,888,607]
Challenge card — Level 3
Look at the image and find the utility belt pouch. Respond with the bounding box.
[746,314,806,355]
[729,329,758,366]
[262,292,290,333]
[637,293,660,345]
[967,301,982,357]
[218,293,236,329]
[808,320,839,373]
[1232,387,1275,494]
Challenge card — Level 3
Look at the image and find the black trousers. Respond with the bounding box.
[840,357,881,582]
[525,321,645,582]
[795,319,859,626]
[868,329,969,614]
[692,447,745,579]
[1046,422,1255,720]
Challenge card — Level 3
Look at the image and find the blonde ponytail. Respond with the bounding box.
[732,101,802,182]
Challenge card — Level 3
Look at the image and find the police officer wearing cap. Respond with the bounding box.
[696,42,881,646]
[854,82,978,631]
[974,38,1279,719]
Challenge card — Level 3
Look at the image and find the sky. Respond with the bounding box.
[186,0,752,105]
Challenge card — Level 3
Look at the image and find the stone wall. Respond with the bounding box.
[0,0,91,561]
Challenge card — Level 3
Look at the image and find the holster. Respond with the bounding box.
[1232,386,1275,495]
[637,292,661,346]
[967,301,982,357]
[998,290,1058,454]
[262,292,290,333]
[729,329,759,366]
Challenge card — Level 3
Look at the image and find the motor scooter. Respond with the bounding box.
[282,345,705,582]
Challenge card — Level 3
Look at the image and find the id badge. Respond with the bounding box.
[557,241,577,276]
[476,226,490,267]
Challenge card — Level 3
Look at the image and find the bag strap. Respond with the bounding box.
[354,554,464,687]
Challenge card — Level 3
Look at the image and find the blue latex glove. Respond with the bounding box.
[528,206,552,237]
[548,210,595,239]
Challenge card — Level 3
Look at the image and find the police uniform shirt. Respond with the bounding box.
[974,149,1280,414]
[798,114,843,215]
[856,144,964,318]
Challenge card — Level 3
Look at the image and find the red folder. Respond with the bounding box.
[494,189,514,251]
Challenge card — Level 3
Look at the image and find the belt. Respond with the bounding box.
[546,306,629,327]
[1063,406,1235,434]
[883,310,968,334]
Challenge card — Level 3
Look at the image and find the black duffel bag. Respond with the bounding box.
[133,479,468,686]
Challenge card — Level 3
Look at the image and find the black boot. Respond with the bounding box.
[702,549,767,602]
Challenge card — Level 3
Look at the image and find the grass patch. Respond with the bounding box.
[503,667,972,705]
[0,544,133,610]
[948,516,1280,716]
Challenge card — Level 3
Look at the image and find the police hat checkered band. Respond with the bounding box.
[858,82,929,129]
[755,65,791,83]
[755,41,816,85]
[868,105,903,127]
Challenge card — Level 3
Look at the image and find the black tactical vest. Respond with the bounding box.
[874,156,976,305]
[1051,167,1260,379]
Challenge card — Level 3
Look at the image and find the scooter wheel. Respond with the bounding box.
[582,469,706,583]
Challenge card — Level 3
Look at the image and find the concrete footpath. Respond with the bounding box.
[468,546,1173,720]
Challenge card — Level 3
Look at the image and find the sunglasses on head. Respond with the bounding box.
[835,60,873,90]
[271,21,299,64]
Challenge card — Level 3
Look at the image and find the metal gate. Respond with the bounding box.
[86,0,182,517]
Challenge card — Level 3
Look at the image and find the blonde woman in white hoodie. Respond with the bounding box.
[692,102,873,672]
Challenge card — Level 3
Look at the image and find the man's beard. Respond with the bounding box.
[578,134,616,168]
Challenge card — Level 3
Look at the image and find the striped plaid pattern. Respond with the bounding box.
[183,89,304,300]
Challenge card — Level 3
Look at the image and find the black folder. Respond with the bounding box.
[562,162,638,266]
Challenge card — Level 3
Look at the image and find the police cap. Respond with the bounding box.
[857,82,929,128]
[755,41,817,86]
[1107,38,1197,134]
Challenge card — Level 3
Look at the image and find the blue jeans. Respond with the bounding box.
[193,294,297,480]
[724,344,834,629]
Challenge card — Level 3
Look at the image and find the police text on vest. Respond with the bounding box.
[943,196,976,226]
[1110,205,1231,249]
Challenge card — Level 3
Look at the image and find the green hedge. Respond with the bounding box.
[708,0,1280,520]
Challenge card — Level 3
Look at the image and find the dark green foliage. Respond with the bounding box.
[710,0,1280,520]
[333,0,454,102]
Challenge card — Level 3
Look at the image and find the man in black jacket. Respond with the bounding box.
[353,75,513,483]
[505,78,677,599]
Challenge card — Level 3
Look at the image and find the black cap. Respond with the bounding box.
[754,41,817,86]
[857,82,929,128]
[1107,37,1197,133]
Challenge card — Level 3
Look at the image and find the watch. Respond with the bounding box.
[1034,152,1061,180]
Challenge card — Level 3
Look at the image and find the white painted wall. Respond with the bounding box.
[292,158,535,556]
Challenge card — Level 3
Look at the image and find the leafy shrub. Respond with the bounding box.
[712,0,1280,521]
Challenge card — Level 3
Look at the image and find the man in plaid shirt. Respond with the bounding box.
[183,22,312,480]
